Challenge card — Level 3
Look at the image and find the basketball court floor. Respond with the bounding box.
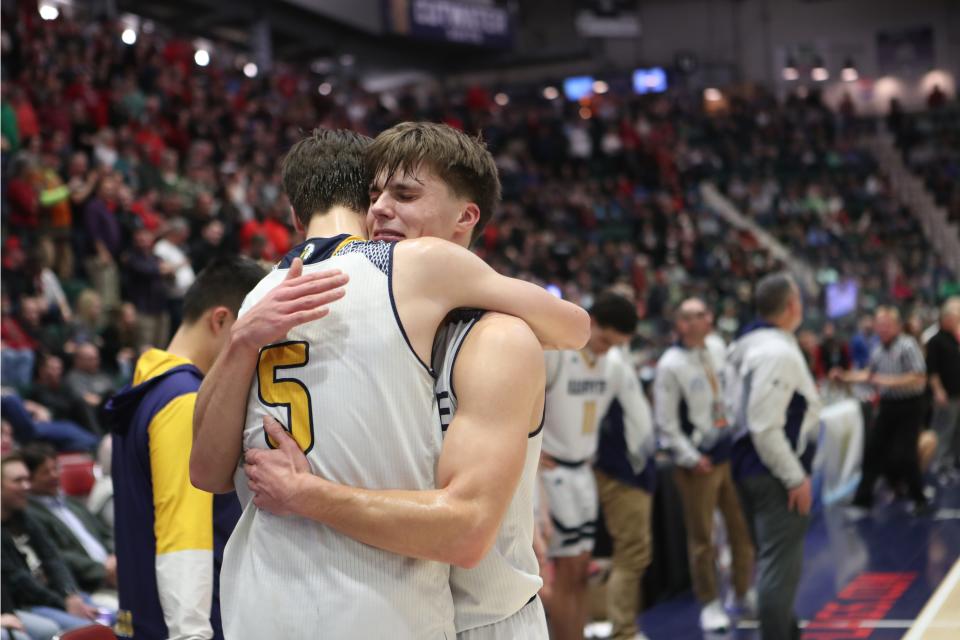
[641,482,960,638]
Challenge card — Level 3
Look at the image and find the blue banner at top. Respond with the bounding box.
[384,0,513,49]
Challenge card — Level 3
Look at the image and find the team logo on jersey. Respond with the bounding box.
[300,242,316,262]
[568,379,606,395]
[690,377,708,393]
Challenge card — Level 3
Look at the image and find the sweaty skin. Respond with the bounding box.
[191,241,587,494]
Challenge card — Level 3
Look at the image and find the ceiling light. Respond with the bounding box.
[38,3,59,20]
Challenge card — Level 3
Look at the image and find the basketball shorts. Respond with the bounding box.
[541,463,598,558]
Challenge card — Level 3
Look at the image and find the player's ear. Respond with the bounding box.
[290,206,305,234]
[456,202,480,235]
[209,306,232,334]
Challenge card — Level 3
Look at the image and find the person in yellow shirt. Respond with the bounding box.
[103,256,268,639]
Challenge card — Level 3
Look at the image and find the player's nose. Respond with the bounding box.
[369,193,395,220]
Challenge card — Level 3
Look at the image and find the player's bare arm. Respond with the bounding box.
[392,237,590,359]
[190,258,348,493]
[245,313,546,567]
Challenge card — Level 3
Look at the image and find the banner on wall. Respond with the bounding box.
[876,25,934,76]
[383,0,512,48]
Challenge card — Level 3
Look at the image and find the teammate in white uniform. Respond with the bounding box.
[540,293,656,640]
[192,125,588,639]
[432,310,547,639]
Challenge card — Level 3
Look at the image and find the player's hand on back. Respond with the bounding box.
[232,257,349,353]
[245,415,314,516]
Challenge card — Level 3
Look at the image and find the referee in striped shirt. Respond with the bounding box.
[832,306,929,513]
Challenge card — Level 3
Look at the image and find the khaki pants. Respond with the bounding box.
[136,312,170,350]
[595,469,652,640]
[674,461,754,604]
[83,256,120,312]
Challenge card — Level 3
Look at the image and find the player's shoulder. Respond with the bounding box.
[657,345,685,368]
[459,312,542,369]
[604,345,632,368]
[745,331,800,368]
[332,237,392,272]
[393,237,470,268]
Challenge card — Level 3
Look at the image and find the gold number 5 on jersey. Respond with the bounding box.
[257,341,316,453]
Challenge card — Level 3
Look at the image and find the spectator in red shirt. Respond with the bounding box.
[6,155,40,235]
[1,292,38,391]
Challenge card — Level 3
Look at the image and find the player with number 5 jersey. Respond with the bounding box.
[191,126,588,639]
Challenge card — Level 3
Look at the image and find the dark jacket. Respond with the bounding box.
[1,510,80,610]
[26,494,114,592]
[104,350,239,640]
[121,249,167,314]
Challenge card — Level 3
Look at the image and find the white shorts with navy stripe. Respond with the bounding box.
[541,464,598,558]
[456,596,548,640]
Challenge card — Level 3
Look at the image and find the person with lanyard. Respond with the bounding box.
[654,297,755,633]
[833,305,930,514]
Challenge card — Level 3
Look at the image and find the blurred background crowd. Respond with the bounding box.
[2,1,960,637]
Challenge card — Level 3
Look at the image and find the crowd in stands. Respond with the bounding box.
[891,99,960,225]
[3,12,959,434]
[2,8,960,636]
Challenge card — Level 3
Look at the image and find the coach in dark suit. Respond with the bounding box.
[22,444,116,593]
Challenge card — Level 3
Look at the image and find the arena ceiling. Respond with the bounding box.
[113,0,592,77]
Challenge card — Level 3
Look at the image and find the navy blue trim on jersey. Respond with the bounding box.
[430,308,484,372]
[551,456,590,468]
[735,318,775,339]
[437,390,452,433]
[529,408,545,439]
[277,235,353,269]
[387,241,437,379]
[447,311,485,405]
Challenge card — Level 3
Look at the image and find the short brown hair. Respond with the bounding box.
[366,122,501,243]
[21,443,57,474]
[1,451,26,473]
[281,129,372,228]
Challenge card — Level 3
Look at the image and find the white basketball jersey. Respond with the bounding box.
[542,348,627,462]
[432,312,543,633]
[222,237,455,640]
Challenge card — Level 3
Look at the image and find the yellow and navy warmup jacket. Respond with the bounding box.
[105,349,241,640]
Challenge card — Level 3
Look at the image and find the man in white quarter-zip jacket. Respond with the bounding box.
[655,298,755,633]
[725,273,821,640]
